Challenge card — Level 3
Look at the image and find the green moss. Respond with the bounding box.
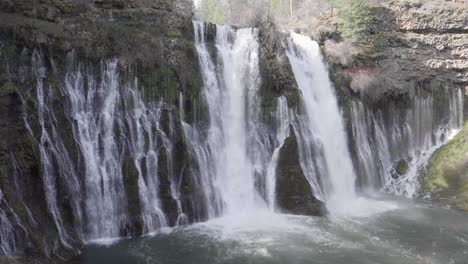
[425,122,468,209]
[1,81,17,95]
[330,0,373,41]
[139,67,181,102]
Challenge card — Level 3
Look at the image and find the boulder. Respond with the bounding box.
[275,130,326,216]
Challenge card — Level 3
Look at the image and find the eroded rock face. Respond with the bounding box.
[323,0,467,105]
[258,22,300,109]
[275,129,326,216]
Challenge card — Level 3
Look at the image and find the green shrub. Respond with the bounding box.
[330,0,372,40]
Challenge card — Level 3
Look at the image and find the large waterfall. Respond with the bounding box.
[193,22,285,216]
[286,33,358,212]
[1,20,465,258]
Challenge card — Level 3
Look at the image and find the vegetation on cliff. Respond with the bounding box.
[425,122,468,210]
[423,122,468,210]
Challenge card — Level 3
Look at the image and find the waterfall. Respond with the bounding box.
[194,22,266,215]
[7,21,463,258]
[124,86,168,232]
[350,88,465,196]
[266,96,290,210]
[193,21,292,216]
[0,159,29,256]
[0,189,16,256]
[63,58,130,240]
[215,25,265,214]
[34,52,76,247]
[26,51,183,242]
[286,33,358,212]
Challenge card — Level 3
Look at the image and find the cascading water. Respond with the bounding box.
[26,51,191,243]
[214,25,266,214]
[4,19,465,261]
[193,22,266,215]
[350,88,465,196]
[0,189,16,256]
[123,86,168,232]
[286,33,358,213]
[193,21,295,218]
[63,58,130,240]
[34,52,77,247]
[265,96,291,210]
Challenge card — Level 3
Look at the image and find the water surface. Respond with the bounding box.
[80,197,468,264]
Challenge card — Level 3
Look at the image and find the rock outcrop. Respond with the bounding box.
[275,129,326,216]
[322,0,467,104]
[258,22,300,109]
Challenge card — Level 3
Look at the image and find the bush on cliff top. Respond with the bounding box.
[330,0,372,40]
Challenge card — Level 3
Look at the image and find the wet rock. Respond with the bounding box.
[0,0,14,11]
[276,130,326,216]
[94,0,126,9]
[122,158,143,236]
[392,159,409,179]
[258,21,300,109]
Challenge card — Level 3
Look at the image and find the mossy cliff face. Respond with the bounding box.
[0,64,83,262]
[425,122,468,211]
[258,22,301,111]
[0,0,202,103]
[0,0,201,262]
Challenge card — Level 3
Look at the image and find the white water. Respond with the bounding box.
[64,58,129,240]
[286,33,359,213]
[28,52,184,242]
[216,26,263,214]
[124,86,168,232]
[350,88,464,196]
[0,189,16,256]
[193,21,294,218]
[34,51,76,247]
[195,22,267,215]
[266,96,291,210]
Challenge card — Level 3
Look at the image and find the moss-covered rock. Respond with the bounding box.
[275,129,326,216]
[122,158,143,236]
[392,159,409,179]
[258,22,300,111]
[425,122,468,210]
[0,80,17,96]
